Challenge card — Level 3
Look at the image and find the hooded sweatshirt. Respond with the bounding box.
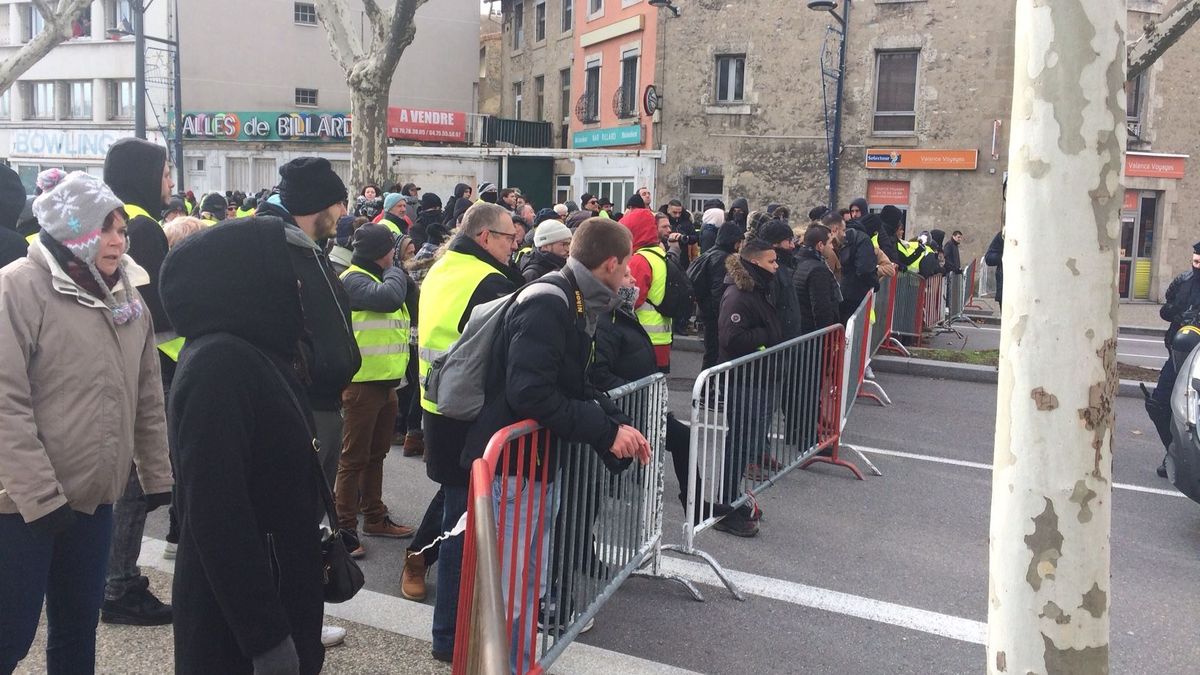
[0,164,28,268]
[622,208,671,369]
[161,219,325,675]
[443,183,473,227]
[699,207,726,251]
[104,137,172,333]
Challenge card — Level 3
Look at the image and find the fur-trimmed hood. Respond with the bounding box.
[725,252,773,292]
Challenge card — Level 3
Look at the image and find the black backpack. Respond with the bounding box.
[638,247,694,320]
[686,248,720,305]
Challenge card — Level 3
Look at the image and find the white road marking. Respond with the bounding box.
[658,557,987,645]
[1118,353,1166,361]
[137,537,702,675]
[849,445,1186,498]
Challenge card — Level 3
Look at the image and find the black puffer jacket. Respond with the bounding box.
[591,307,657,392]
[772,247,802,340]
[462,260,625,478]
[162,219,324,675]
[691,222,743,319]
[521,249,567,282]
[793,245,841,334]
[838,226,879,322]
[718,254,783,363]
[254,200,361,412]
[1161,269,1200,348]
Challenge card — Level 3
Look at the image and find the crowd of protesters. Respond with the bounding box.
[0,130,972,673]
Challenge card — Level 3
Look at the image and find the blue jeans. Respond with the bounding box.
[431,484,468,656]
[0,505,114,675]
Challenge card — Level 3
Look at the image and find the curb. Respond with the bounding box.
[674,335,704,353]
[872,354,1148,399]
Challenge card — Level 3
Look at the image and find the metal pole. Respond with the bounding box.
[134,0,146,139]
[172,0,183,191]
[829,0,850,211]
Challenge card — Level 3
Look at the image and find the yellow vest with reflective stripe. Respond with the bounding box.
[340,265,412,383]
[634,246,672,346]
[157,336,186,362]
[123,204,154,224]
[897,239,928,273]
[417,250,502,413]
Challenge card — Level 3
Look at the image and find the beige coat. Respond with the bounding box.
[0,240,172,522]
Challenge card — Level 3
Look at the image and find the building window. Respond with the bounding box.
[295,88,318,107]
[513,82,523,119]
[555,175,572,204]
[512,2,524,50]
[534,1,546,42]
[618,52,638,118]
[586,179,634,210]
[873,50,919,133]
[715,54,745,104]
[687,177,725,215]
[21,4,47,42]
[65,81,92,120]
[105,0,133,33]
[108,79,135,119]
[561,0,573,32]
[559,68,571,122]
[23,82,55,119]
[294,2,317,25]
[589,0,603,17]
[583,62,600,123]
[1126,73,1144,122]
[534,76,545,121]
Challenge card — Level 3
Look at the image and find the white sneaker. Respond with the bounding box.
[163,542,177,560]
[864,365,876,380]
[321,625,346,648]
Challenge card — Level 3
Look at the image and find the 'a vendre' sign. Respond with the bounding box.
[386,107,467,142]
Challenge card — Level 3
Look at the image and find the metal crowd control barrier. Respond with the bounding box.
[871,275,910,357]
[666,324,875,599]
[977,256,998,299]
[890,272,959,345]
[453,374,691,675]
[941,268,978,329]
[845,291,891,409]
[963,259,984,311]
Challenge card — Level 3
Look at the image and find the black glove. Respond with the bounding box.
[27,504,76,537]
[144,492,172,513]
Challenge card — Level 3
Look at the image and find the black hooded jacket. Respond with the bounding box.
[521,249,567,282]
[161,219,324,675]
[661,206,699,268]
[0,165,28,269]
[719,254,783,363]
[691,222,744,318]
[838,221,879,322]
[772,246,803,340]
[104,138,172,332]
[413,208,447,249]
[254,199,361,411]
[443,183,472,227]
[793,245,841,333]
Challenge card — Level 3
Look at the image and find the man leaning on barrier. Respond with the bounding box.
[461,217,652,665]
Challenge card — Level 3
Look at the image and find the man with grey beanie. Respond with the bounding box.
[521,220,572,282]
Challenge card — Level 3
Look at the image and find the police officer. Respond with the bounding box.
[1147,242,1200,477]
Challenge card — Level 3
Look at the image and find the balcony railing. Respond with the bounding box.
[465,114,552,148]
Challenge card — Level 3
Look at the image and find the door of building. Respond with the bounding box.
[503,156,554,211]
[1119,190,1159,300]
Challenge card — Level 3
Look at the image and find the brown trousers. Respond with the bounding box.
[335,383,398,530]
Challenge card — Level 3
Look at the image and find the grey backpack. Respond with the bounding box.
[423,279,569,421]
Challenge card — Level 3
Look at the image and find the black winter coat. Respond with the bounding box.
[772,247,803,340]
[255,200,361,412]
[425,235,524,487]
[591,307,657,391]
[838,228,878,322]
[943,238,962,274]
[793,245,841,334]
[985,231,1004,306]
[0,227,27,269]
[163,219,324,675]
[664,209,699,268]
[462,268,623,479]
[1161,269,1200,348]
[521,249,567,282]
[719,255,783,363]
[413,209,447,249]
[127,213,171,331]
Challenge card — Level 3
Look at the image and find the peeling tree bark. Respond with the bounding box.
[314,0,426,189]
[987,1,1124,674]
[0,0,94,94]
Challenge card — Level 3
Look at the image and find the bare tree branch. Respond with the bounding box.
[1128,0,1200,81]
[313,0,365,72]
[0,0,92,94]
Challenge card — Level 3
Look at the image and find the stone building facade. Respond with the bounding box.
[653,0,1197,303]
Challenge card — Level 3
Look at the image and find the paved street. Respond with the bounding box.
[77,350,1200,674]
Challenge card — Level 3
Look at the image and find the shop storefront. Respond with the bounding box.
[1122,151,1187,302]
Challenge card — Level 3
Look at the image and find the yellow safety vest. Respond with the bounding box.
[25,232,37,244]
[157,336,186,362]
[417,250,501,413]
[340,265,411,383]
[513,246,533,267]
[235,207,255,218]
[634,246,672,347]
[897,239,930,274]
[380,219,404,237]
[123,203,154,223]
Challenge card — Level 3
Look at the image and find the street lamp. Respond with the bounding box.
[648,0,681,18]
[811,0,849,211]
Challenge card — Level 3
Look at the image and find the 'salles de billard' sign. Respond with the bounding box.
[182,112,352,142]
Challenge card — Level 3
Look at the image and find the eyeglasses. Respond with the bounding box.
[488,229,517,242]
[586,199,598,206]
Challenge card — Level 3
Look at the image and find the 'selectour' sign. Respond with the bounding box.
[182,112,352,142]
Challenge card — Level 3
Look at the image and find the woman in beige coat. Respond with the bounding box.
[0,171,173,675]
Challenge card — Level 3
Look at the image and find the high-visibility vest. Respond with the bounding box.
[897,239,930,273]
[380,219,404,237]
[123,203,154,224]
[157,336,186,361]
[340,265,411,383]
[417,250,502,413]
[25,232,37,244]
[513,245,533,267]
[235,207,255,218]
[634,246,672,347]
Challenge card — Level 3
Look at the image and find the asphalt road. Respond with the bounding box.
[129,349,1200,674]
[925,323,1169,370]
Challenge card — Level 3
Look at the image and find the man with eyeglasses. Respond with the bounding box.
[415,202,524,663]
[580,193,600,216]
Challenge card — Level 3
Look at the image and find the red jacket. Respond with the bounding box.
[620,209,671,369]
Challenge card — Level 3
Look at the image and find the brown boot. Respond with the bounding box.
[363,516,415,539]
[403,432,425,457]
[401,553,427,601]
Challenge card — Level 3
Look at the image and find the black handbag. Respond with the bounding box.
[252,344,365,604]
